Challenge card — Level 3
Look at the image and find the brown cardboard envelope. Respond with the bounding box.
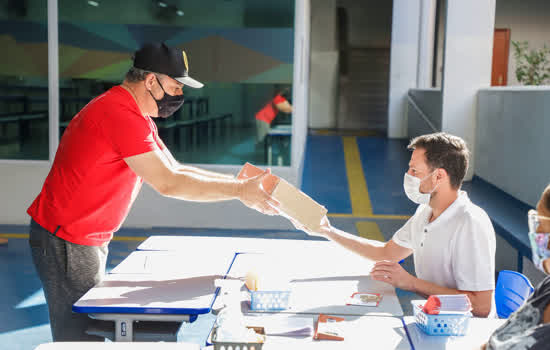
[237,163,328,231]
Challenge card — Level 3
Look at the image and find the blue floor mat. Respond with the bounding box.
[356,137,417,215]
[301,135,352,214]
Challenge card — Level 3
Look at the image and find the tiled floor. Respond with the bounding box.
[0,133,418,349]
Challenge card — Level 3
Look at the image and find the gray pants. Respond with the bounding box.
[256,119,271,143]
[29,220,108,341]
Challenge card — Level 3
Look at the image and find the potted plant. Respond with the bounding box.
[511,40,550,85]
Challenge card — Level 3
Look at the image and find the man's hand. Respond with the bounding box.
[238,169,280,215]
[370,260,415,291]
[289,215,331,237]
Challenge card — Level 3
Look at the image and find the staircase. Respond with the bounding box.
[337,48,390,131]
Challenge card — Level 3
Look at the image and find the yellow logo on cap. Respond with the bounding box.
[182,50,189,72]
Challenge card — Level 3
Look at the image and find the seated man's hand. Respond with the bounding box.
[370,260,415,291]
[239,169,280,215]
[290,215,332,238]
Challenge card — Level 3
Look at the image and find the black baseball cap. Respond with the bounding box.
[133,42,203,89]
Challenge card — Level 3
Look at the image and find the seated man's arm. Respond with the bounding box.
[296,212,415,261]
[370,261,493,317]
[124,149,277,214]
[310,221,413,261]
[411,279,492,317]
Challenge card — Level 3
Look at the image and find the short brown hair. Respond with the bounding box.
[408,132,469,189]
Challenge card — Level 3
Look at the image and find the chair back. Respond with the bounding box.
[495,270,534,318]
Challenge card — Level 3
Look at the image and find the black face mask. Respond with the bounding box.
[148,76,184,118]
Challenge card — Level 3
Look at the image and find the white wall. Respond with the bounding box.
[495,0,550,86]
[0,162,298,229]
[476,87,550,207]
[308,0,338,129]
[440,0,495,179]
[387,0,420,138]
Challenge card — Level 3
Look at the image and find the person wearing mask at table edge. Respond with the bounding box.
[27,42,279,342]
[294,132,497,317]
[481,184,550,350]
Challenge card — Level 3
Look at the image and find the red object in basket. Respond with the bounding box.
[422,294,472,315]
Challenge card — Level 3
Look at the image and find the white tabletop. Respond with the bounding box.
[109,250,235,276]
[228,248,403,317]
[73,272,222,315]
[35,342,199,350]
[403,316,505,350]
[208,315,411,350]
[137,235,334,255]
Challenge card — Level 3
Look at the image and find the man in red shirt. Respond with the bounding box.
[255,89,292,143]
[28,42,279,341]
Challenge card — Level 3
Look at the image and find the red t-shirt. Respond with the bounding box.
[255,94,287,124]
[27,86,163,246]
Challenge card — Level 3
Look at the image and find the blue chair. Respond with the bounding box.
[495,270,534,318]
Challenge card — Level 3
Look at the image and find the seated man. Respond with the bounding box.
[299,132,496,317]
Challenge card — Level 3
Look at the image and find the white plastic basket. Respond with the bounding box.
[250,290,291,311]
[411,300,471,336]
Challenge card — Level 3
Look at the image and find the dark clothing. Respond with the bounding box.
[487,275,550,349]
[29,220,108,341]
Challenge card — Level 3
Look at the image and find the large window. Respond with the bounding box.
[58,0,295,166]
[0,0,49,160]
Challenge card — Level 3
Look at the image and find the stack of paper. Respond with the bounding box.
[245,315,313,337]
[422,294,472,315]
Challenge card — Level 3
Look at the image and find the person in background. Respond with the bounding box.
[27,42,279,341]
[295,132,496,317]
[0,238,7,246]
[255,87,292,144]
[482,184,550,349]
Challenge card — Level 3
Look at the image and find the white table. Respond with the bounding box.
[226,248,403,317]
[73,271,227,341]
[403,316,505,350]
[207,314,411,349]
[109,250,236,276]
[137,235,333,255]
[35,342,199,350]
[266,124,292,165]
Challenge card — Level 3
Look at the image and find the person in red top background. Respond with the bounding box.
[255,87,293,144]
[27,42,279,341]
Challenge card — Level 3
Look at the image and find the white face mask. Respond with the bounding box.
[403,170,439,205]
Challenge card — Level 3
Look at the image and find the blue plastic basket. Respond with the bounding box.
[411,300,471,336]
[250,290,291,311]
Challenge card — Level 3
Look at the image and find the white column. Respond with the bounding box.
[441,0,496,179]
[387,0,421,138]
[47,0,59,161]
[308,0,338,129]
[417,0,437,88]
[292,0,311,188]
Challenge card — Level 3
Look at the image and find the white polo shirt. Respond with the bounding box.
[392,191,496,292]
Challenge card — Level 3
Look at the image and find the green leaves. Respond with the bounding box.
[511,40,550,85]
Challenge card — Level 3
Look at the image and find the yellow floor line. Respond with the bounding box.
[356,221,385,241]
[0,233,28,238]
[342,136,372,217]
[0,233,147,241]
